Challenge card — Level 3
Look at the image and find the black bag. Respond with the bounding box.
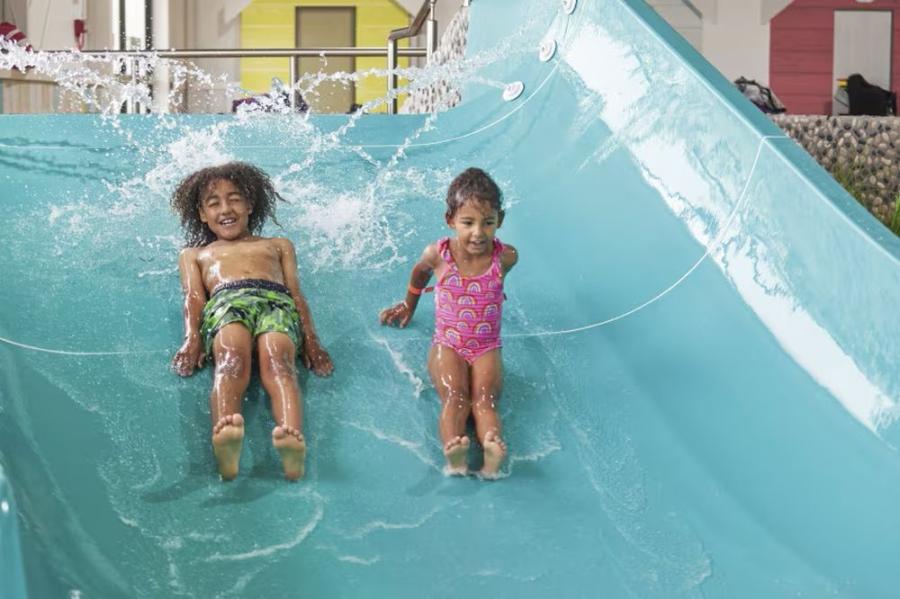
[734,77,786,114]
[846,74,896,116]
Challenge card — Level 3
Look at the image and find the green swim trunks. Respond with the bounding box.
[200,279,303,357]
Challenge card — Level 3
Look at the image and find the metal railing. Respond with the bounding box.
[70,47,428,113]
[387,0,438,114]
[48,0,442,114]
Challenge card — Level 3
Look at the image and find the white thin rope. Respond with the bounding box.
[505,134,786,338]
[0,135,784,357]
[0,11,569,153]
[358,62,562,150]
[0,63,560,153]
[0,335,166,356]
[0,9,789,355]
[376,133,785,343]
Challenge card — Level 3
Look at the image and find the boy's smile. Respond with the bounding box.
[199,179,253,241]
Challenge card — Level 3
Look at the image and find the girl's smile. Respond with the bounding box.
[448,199,502,258]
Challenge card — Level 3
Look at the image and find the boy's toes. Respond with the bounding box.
[273,426,306,481]
[211,414,245,481]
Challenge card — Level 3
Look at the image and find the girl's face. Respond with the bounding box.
[447,198,503,257]
[198,178,252,241]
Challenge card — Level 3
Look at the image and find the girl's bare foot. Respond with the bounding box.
[443,435,470,476]
[480,430,507,479]
[212,414,244,481]
[273,425,306,481]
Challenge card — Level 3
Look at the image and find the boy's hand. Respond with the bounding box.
[379,301,413,328]
[303,340,334,377]
[172,335,205,376]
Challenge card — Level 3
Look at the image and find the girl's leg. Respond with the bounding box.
[470,349,506,478]
[257,332,305,480]
[210,323,253,480]
[428,344,472,475]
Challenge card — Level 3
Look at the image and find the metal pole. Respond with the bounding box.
[64,48,426,58]
[127,57,136,114]
[289,56,297,111]
[387,38,398,115]
[425,1,438,61]
[118,0,127,51]
[144,0,153,50]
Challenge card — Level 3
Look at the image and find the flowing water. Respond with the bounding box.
[2,1,900,597]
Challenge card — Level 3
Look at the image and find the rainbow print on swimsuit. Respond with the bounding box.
[432,237,506,364]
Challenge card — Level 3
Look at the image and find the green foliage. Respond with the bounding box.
[891,196,900,236]
[831,167,900,237]
[831,166,865,201]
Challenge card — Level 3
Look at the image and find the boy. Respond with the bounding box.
[171,162,332,481]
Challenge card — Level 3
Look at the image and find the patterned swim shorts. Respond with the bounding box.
[200,279,303,357]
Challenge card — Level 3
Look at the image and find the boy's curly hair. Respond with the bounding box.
[445,167,503,220]
[171,162,284,247]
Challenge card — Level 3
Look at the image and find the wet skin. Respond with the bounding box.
[171,178,332,480]
[380,198,518,477]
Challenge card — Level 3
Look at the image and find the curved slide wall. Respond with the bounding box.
[1,0,899,597]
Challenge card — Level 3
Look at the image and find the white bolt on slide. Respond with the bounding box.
[503,81,525,101]
[539,39,557,62]
[561,0,577,15]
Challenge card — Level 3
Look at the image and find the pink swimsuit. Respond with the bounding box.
[432,237,505,364]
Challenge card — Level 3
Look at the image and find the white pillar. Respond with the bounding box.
[184,0,241,113]
[700,0,770,85]
[152,0,170,113]
[85,0,116,50]
[1,0,28,28]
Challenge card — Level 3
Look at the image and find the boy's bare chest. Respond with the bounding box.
[198,241,283,282]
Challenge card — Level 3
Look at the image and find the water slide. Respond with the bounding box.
[2,0,899,596]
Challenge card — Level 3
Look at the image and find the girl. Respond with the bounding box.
[380,168,518,478]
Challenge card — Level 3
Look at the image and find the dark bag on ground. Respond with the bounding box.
[846,74,896,116]
[734,77,786,114]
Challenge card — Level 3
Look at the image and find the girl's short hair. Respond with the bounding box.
[171,161,284,246]
[445,167,503,219]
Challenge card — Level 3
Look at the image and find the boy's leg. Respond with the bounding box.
[210,323,253,480]
[257,332,305,480]
[427,344,472,475]
[470,349,506,478]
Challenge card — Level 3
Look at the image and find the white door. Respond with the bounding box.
[833,10,893,113]
[296,7,356,114]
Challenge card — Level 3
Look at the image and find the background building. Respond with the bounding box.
[649,0,898,115]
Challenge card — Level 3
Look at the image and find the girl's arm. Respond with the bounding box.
[172,248,207,376]
[380,244,439,328]
[500,243,519,276]
[278,238,334,377]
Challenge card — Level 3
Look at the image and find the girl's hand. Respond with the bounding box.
[173,334,205,376]
[303,340,334,377]
[379,301,413,328]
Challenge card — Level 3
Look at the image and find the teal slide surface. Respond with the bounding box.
[2,1,899,596]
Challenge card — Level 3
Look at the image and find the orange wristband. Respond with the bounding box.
[408,284,423,296]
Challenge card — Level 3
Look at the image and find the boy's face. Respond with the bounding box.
[446,198,503,257]
[198,178,252,241]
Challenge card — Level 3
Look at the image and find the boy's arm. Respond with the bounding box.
[172,248,207,376]
[278,238,333,377]
[379,244,439,328]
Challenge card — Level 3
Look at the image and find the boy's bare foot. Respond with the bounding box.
[212,414,244,481]
[443,435,470,476]
[273,425,306,481]
[480,430,507,479]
